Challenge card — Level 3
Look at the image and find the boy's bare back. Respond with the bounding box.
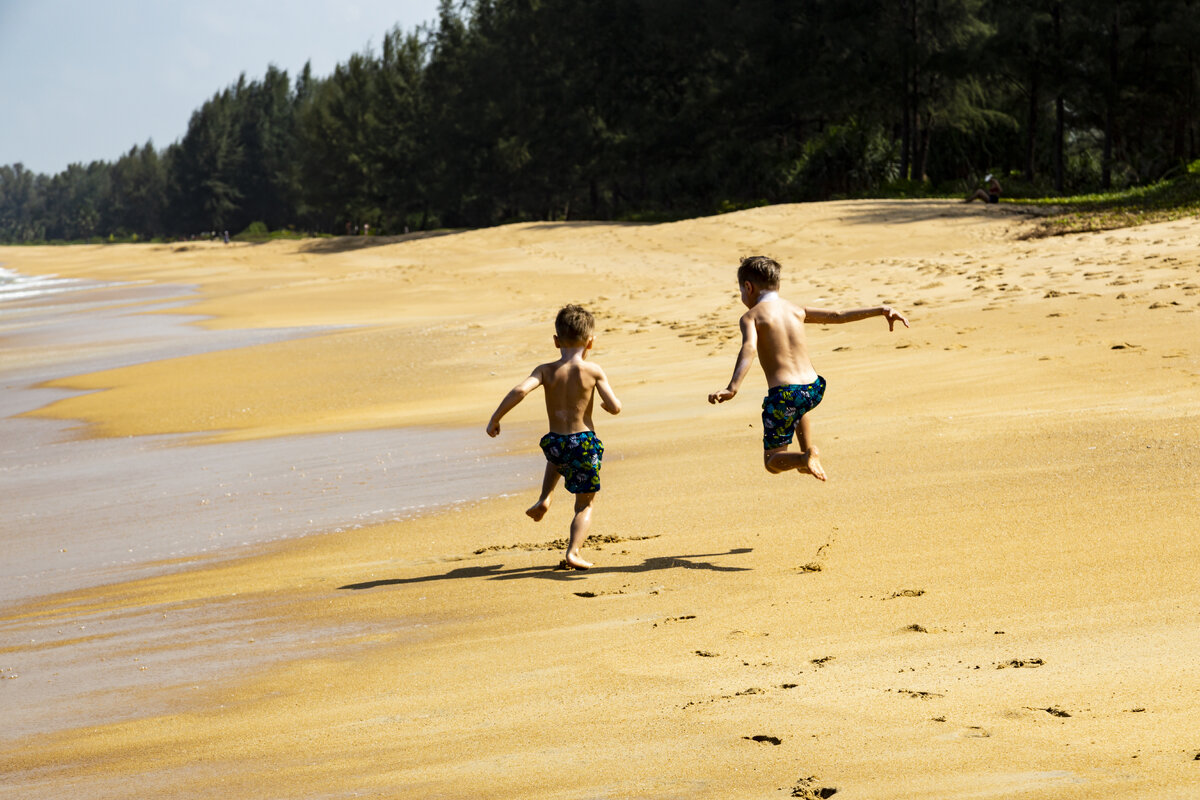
[741,295,821,389]
[536,356,612,434]
[486,336,619,440]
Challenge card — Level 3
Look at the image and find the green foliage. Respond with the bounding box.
[236,221,270,240]
[875,178,942,199]
[785,121,899,200]
[3,0,1200,241]
[1022,160,1200,235]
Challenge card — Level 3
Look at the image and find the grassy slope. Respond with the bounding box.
[1016,160,1200,237]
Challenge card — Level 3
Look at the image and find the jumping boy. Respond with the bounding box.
[708,256,908,481]
[487,304,622,570]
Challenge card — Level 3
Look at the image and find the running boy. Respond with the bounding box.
[487,304,622,569]
[708,256,908,481]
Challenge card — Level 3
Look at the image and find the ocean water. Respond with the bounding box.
[0,265,102,303]
[0,268,535,606]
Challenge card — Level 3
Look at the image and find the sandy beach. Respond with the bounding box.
[1,200,1198,799]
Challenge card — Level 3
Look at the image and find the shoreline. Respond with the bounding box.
[0,275,534,607]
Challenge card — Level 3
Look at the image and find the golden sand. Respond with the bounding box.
[2,201,1199,798]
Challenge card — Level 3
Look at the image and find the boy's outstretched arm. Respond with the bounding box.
[804,305,909,331]
[709,314,757,404]
[595,368,622,415]
[486,370,543,437]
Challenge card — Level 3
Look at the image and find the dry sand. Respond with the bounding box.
[1,200,1198,799]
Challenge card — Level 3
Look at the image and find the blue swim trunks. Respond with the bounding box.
[761,377,826,450]
[539,431,604,494]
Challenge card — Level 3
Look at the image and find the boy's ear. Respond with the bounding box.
[553,334,561,348]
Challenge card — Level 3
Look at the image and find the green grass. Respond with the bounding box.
[1016,160,1200,237]
[233,227,327,243]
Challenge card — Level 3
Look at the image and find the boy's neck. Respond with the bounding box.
[558,340,590,360]
[755,290,779,304]
[553,334,593,359]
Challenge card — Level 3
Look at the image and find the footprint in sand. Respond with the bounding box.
[573,589,626,598]
[1026,705,1071,717]
[939,725,990,740]
[885,588,926,599]
[789,776,838,798]
[894,688,945,699]
[996,658,1044,669]
[729,629,771,638]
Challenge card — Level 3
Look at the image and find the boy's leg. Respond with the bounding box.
[764,416,826,481]
[564,492,596,570]
[796,414,825,481]
[526,461,560,521]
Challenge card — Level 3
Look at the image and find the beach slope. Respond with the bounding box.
[1,201,1198,799]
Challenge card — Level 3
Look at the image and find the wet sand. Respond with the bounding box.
[1,203,1198,799]
[1,283,529,606]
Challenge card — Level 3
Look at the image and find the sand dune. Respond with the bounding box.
[1,200,1198,799]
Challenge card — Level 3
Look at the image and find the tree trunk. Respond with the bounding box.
[1055,94,1065,193]
[1102,11,1119,189]
[899,0,913,180]
[1053,3,1065,193]
[1186,48,1197,162]
[918,117,932,183]
[1026,68,1039,181]
[909,0,921,181]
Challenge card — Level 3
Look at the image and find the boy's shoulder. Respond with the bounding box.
[535,357,607,380]
[746,296,798,317]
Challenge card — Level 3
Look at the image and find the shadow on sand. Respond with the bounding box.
[338,548,754,591]
[297,229,463,254]
[829,198,1042,226]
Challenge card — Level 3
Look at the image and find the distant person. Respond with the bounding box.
[708,256,908,482]
[966,174,1002,203]
[487,304,622,570]
[363,223,370,236]
[223,230,230,244]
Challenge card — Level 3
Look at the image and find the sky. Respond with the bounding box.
[0,0,443,175]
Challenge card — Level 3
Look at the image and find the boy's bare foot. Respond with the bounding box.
[801,450,827,482]
[526,499,551,521]
[562,552,593,570]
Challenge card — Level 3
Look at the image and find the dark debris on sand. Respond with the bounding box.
[743,734,782,745]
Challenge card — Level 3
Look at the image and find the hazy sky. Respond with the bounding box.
[0,0,443,175]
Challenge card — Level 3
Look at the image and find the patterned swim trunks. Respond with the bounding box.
[539,431,604,494]
[761,376,826,450]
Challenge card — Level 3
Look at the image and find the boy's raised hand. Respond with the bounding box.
[883,306,910,331]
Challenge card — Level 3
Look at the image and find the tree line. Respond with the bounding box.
[2,0,1197,243]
